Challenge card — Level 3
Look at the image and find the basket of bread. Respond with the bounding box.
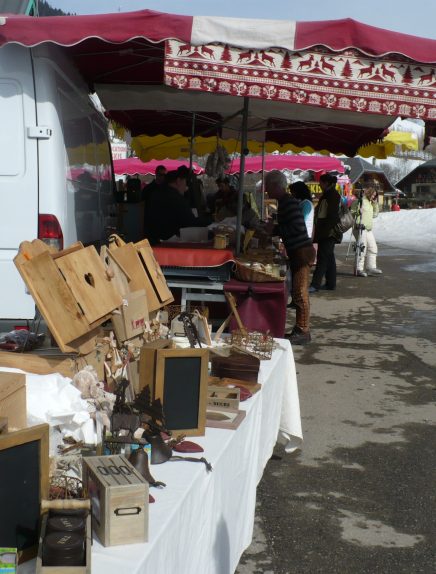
[234,259,285,282]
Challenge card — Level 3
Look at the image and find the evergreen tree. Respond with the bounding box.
[402,65,413,84]
[281,52,292,70]
[341,59,353,79]
[221,45,232,63]
[39,0,73,16]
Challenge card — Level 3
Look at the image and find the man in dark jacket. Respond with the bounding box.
[265,170,316,345]
[144,167,212,244]
[310,173,342,292]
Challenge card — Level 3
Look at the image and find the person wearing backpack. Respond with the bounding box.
[350,187,382,277]
[309,173,342,292]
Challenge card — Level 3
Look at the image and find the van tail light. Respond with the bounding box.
[38,214,64,251]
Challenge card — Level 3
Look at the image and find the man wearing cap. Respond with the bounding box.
[144,167,212,244]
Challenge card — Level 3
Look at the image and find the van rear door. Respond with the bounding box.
[0,45,38,319]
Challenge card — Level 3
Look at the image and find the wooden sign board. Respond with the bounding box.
[154,348,209,436]
[0,424,49,563]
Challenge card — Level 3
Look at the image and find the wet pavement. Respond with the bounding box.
[236,243,436,574]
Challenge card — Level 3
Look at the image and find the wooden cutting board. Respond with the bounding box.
[56,246,123,325]
[135,239,173,306]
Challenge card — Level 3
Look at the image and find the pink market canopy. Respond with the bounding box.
[113,158,204,176]
[2,10,436,155]
[226,155,345,175]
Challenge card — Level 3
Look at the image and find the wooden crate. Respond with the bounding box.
[0,372,26,430]
[82,455,148,547]
[36,513,91,574]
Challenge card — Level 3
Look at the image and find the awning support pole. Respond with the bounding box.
[260,141,266,220]
[236,97,249,255]
[189,112,196,171]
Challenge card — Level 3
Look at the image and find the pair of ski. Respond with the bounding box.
[346,192,365,276]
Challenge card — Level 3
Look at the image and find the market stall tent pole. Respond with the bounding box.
[261,142,266,220]
[236,97,250,255]
[189,112,196,173]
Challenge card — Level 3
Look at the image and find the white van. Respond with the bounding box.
[0,43,115,328]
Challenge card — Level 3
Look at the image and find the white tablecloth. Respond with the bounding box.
[91,338,302,574]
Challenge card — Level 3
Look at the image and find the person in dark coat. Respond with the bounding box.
[265,170,316,345]
[143,164,167,202]
[144,167,212,244]
[310,173,342,292]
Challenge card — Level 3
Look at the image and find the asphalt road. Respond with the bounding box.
[236,243,436,574]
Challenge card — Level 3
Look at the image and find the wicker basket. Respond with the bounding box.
[234,260,284,283]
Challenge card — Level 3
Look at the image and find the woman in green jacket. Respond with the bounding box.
[351,187,382,277]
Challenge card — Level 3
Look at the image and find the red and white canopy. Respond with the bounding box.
[226,155,345,174]
[113,157,204,176]
[2,10,436,155]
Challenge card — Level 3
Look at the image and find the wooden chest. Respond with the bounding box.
[0,372,27,430]
[82,455,148,547]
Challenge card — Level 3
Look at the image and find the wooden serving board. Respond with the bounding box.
[135,239,173,305]
[56,246,122,325]
[108,242,162,312]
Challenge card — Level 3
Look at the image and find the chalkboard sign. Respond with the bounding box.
[155,349,208,436]
[0,424,49,563]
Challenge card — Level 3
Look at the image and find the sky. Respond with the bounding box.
[50,0,436,40]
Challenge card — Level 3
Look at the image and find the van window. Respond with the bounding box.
[0,81,24,176]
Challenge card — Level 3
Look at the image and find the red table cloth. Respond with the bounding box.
[153,247,234,267]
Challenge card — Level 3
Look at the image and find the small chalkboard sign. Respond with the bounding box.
[0,424,49,563]
[154,348,209,436]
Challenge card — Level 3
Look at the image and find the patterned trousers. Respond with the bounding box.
[290,256,311,333]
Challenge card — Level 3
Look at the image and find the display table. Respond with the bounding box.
[224,279,288,338]
[91,340,301,574]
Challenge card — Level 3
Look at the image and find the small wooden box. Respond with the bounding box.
[82,455,148,547]
[111,289,149,342]
[207,385,240,410]
[0,372,27,430]
[36,513,91,574]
